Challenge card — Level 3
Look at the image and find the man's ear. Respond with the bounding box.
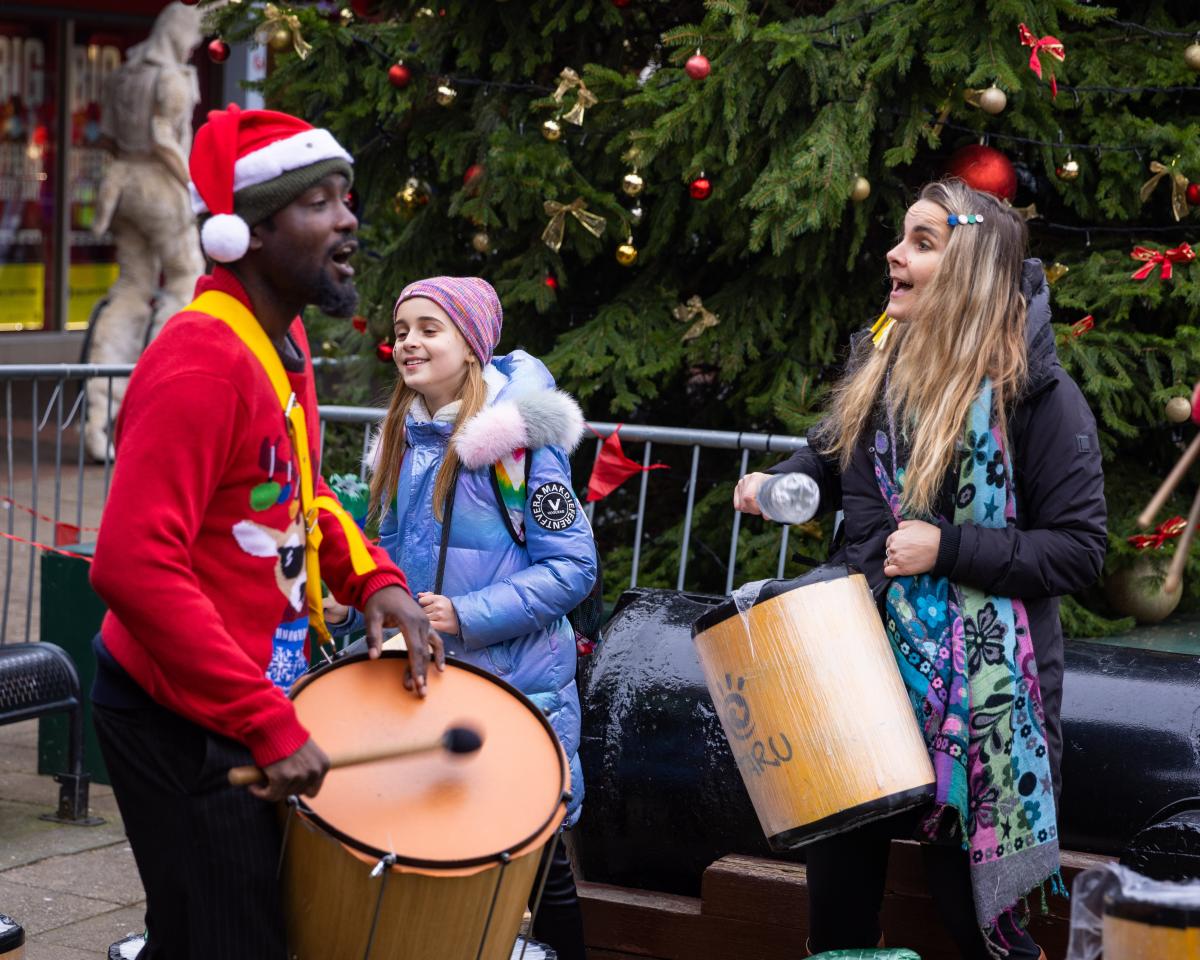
[247,223,267,252]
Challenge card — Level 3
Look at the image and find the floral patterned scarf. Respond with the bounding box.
[873,378,1063,949]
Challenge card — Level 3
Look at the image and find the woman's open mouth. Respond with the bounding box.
[890,278,913,298]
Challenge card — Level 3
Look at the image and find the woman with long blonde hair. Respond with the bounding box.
[735,180,1106,958]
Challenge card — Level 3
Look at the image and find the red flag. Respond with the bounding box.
[585,426,668,502]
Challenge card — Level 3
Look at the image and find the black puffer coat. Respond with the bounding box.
[767,259,1107,795]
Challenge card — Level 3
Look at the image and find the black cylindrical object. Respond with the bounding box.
[1121,803,1200,881]
[0,913,24,958]
[576,589,776,896]
[576,588,1200,896]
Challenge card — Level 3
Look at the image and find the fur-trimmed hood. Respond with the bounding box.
[454,359,585,469]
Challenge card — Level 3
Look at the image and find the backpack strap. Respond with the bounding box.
[491,447,532,545]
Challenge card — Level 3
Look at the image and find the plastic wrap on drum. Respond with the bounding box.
[692,566,935,849]
[1067,863,1200,960]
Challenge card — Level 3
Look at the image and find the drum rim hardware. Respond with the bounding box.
[289,650,571,871]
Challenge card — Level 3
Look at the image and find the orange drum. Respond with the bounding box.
[692,564,935,849]
[280,652,569,960]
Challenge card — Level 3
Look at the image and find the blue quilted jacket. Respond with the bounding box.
[375,351,595,824]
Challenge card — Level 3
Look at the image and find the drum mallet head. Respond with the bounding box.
[443,725,484,755]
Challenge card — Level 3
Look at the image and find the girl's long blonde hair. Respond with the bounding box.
[367,356,487,523]
[814,179,1029,517]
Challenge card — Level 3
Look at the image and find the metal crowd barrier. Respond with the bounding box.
[1,364,806,645]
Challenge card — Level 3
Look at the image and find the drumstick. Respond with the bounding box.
[1138,433,1200,529]
[226,725,484,787]
[1164,486,1200,595]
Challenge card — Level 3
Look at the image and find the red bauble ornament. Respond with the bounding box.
[1188,182,1200,207]
[376,342,394,363]
[944,144,1017,202]
[388,63,411,88]
[685,53,711,80]
[612,0,632,6]
[351,315,367,333]
[207,39,231,64]
[351,0,379,16]
[689,176,713,201]
[544,276,558,290]
[1191,380,1200,426]
[463,163,485,188]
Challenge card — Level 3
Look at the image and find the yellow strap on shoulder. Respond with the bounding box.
[186,291,377,649]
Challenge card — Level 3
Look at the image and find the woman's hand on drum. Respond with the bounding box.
[416,592,460,635]
[883,520,941,577]
[250,737,330,802]
[363,585,445,697]
[322,594,351,626]
[733,472,771,516]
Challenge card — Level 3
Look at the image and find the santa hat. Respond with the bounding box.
[188,104,353,263]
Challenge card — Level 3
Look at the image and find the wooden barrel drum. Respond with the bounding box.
[280,652,570,960]
[1103,890,1200,959]
[691,565,935,849]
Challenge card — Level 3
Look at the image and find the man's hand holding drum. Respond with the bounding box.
[363,584,445,696]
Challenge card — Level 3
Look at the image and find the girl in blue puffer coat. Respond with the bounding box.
[348,276,596,960]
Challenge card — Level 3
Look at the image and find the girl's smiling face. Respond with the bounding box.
[393,297,474,411]
[885,199,952,321]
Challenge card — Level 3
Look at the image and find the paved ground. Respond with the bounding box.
[0,719,143,959]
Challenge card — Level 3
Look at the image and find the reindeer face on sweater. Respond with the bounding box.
[232,512,307,612]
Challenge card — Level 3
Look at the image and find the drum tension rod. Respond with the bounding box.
[363,854,398,960]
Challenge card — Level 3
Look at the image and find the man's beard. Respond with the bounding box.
[311,269,359,318]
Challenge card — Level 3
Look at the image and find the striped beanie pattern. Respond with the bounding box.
[394,277,503,365]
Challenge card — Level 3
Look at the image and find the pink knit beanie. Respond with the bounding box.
[393,276,503,365]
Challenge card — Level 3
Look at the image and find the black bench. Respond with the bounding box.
[0,642,102,824]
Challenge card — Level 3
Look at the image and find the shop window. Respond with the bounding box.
[0,21,55,331]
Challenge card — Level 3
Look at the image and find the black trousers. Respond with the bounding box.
[530,835,586,960]
[93,700,287,960]
[805,811,1042,959]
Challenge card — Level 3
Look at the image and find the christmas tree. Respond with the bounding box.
[208,0,1200,631]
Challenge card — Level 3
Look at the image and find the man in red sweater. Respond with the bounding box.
[89,105,440,959]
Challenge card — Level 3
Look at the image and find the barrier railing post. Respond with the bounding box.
[630,441,653,588]
[676,445,701,591]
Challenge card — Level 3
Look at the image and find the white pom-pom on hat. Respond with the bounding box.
[200,213,251,263]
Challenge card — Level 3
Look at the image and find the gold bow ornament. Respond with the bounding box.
[1140,160,1190,222]
[674,296,720,342]
[542,198,607,252]
[258,4,311,59]
[553,68,599,126]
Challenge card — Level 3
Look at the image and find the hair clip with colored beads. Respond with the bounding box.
[947,213,984,226]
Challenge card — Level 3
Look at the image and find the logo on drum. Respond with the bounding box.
[722,674,756,741]
[530,482,577,531]
[721,674,794,777]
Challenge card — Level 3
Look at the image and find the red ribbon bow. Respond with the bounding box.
[1017,23,1065,97]
[1070,315,1094,338]
[1130,242,1196,281]
[1128,516,1187,550]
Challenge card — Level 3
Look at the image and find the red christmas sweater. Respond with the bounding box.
[91,268,407,767]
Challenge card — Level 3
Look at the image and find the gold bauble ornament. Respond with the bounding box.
[850,175,871,203]
[1185,42,1200,72]
[267,26,293,52]
[1056,157,1080,182]
[1106,553,1183,625]
[541,118,562,142]
[393,177,429,215]
[616,239,638,266]
[320,339,336,357]
[1167,395,1192,423]
[436,82,457,107]
[339,8,354,24]
[979,85,1007,115]
[471,231,490,253]
[621,171,644,197]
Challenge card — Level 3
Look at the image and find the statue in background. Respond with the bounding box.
[85,2,204,461]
